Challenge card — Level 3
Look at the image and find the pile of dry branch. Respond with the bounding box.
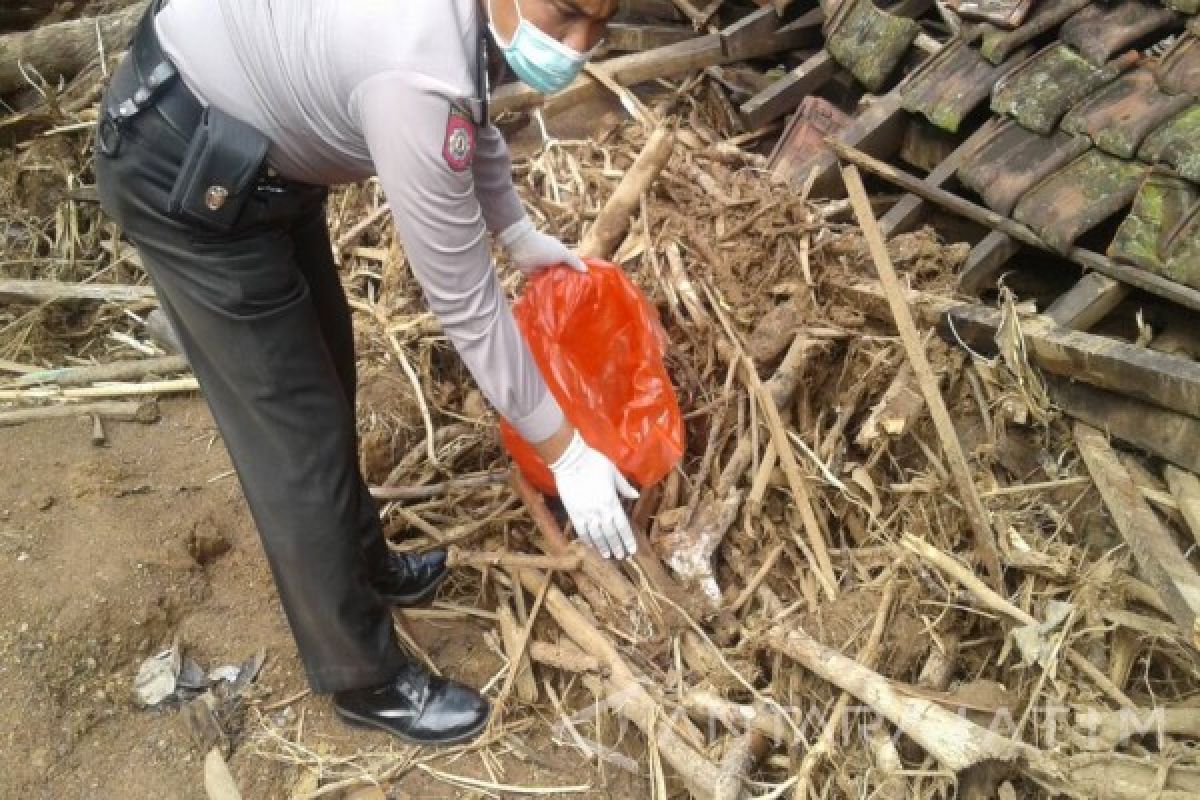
[1,2,1199,799]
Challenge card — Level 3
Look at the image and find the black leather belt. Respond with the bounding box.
[99,0,203,156]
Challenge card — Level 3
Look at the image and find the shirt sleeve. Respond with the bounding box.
[472,122,526,234]
[353,71,564,443]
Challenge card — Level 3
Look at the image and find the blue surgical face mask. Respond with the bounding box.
[488,0,592,95]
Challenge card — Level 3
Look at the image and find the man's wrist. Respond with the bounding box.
[497,215,533,249]
[533,420,575,465]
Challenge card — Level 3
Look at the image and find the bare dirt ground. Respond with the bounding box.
[0,395,647,799]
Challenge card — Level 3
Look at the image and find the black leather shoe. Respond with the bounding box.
[372,548,447,607]
[333,662,490,746]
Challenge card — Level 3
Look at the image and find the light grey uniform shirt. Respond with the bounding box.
[155,0,565,443]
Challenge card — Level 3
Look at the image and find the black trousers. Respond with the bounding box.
[94,54,406,692]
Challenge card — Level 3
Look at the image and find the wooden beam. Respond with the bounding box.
[606,22,698,51]
[1048,378,1200,475]
[720,6,783,60]
[492,11,823,115]
[958,231,1022,295]
[741,51,837,130]
[0,279,157,305]
[946,304,1200,421]
[879,124,997,238]
[619,0,685,21]
[831,141,1200,313]
[808,93,910,198]
[1075,423,1200,650]
[1045,272,1130,331]
[844,164,1004,590]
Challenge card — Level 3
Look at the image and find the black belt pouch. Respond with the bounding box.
[167,105,269,233]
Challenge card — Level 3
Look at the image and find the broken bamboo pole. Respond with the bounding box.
[830,141,1200,314]
[579,128,675,260]
[843,163,1004,590]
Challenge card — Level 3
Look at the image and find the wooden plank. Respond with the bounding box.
[831,141,1200,313]
[492,11,822,115]
[1048,378,1200,475]
[946,303,1200,421]
[720,5,783,60]
[844,164,1004,590]
[1075,423,1200,649]
[1045,272,1130,331]
[606,22,698,51]
[879,124,997,238]
[958,231,1022,295]
[741,51,838,130]
[620,0,685,21]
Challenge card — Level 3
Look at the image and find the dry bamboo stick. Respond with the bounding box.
[794,575,897,794]
[1164,466,1200,548]
[8,355,188,388]
[448,546,581,572]
[0,399,159,427]
[1076,424,1200,649]
[902,534,1137,709]
[0,377,198,401]
[767,622,1036,773]
[579,128,676,260]
[510,470,638,609]
[0,359,39,374]
[682,691,792,742]
[203,747,243,800]
[370,470,509,501]
[490,570,552,721]
[842,163,1004,590]
[517,571,721,799]
[751,377,838,597]
[528,640,606,675]
[712,731,771,800]
[726,543,785,613]
[1076,706,1200,749]
[0,279,157,305]
[497,601,539,705]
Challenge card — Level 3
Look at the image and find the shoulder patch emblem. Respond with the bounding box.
[442,105,476,173]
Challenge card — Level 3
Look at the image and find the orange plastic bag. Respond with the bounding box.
[500,258,685,496]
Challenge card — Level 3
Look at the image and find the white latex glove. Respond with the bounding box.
[548,431,639,559]
[499,216,586,274]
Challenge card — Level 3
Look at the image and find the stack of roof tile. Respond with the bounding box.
[874,1,1200,291]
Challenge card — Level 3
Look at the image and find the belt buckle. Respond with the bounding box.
[97,114,122,158]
